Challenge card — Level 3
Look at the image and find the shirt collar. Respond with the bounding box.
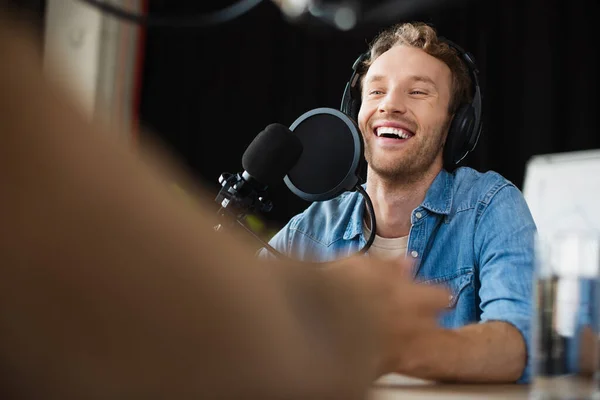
[421,169,454,215]
[343,170,454,240]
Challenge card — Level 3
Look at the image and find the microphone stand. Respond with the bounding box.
[213,174,376,260]
[214,172,285,259]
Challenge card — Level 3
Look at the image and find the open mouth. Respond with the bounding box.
[374,126,415,140]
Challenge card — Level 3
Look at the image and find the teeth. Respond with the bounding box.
[375,126,412,139]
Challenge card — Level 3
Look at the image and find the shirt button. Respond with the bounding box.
[449,295,454,302]
[410,250,419,258]
[415,212,423,219]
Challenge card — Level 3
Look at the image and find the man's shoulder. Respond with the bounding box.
[450,167,522,211]
[266,190,363,258]
[288,190,363,226]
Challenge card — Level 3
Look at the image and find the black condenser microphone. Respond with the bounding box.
[215,123,303,231]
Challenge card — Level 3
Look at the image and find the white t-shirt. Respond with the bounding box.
[363,224,408,261]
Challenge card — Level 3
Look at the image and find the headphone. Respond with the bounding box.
[340,37,483,170]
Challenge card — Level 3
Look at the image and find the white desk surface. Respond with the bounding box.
[368,374,593,399]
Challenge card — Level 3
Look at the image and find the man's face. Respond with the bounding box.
[357,45,453,182]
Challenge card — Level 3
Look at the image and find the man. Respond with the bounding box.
[265,22,536,383]
[0,7,451,399]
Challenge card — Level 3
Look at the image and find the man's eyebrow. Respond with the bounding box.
[407,75,438,89]
[363,74,438,89]
[363,74,385,85]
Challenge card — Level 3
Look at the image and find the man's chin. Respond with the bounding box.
[369,164,414,181]
[368,160,437,183]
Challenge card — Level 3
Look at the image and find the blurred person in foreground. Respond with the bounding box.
[0,6,449,400]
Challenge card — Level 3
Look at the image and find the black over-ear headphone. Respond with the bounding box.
[340,37,483,170]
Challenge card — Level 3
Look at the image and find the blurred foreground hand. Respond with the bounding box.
[323,256,449,377]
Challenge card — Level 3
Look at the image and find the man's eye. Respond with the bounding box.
[369,90,383,95]
[410,90,427,95]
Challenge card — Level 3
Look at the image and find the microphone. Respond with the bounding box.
[216,123,303,218]
[283,107,376,254]
[214,123,303,254]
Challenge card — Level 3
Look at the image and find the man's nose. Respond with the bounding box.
[378,91,407,115]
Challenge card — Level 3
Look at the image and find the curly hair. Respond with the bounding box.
[360,22,473,114]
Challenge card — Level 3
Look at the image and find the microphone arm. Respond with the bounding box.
[213,175,376,259]
[213,181,376,260]
[214,206,285,258]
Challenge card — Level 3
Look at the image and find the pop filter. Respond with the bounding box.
[284,107,363,202]
[283,107,376,255]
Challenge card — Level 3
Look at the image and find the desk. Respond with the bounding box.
[368,374,594,399]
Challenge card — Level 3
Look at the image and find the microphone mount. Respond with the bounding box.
[214,171,284,258]
[215,171,273,219]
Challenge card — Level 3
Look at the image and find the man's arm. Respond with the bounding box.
[389,183,535,383]
[393,321,526,382]
[473,183,536,383]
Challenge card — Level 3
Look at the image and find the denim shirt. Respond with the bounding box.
[266,167,537,383]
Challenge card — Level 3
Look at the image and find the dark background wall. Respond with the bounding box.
[14,0,600,236]
[137,0,600,235]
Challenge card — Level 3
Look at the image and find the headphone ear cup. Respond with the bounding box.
[443,104,476,169]
[341,88,365,180]
[340,82,361,123]
[349,98,361,122]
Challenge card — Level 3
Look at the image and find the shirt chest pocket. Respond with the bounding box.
[419,268,474,309]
